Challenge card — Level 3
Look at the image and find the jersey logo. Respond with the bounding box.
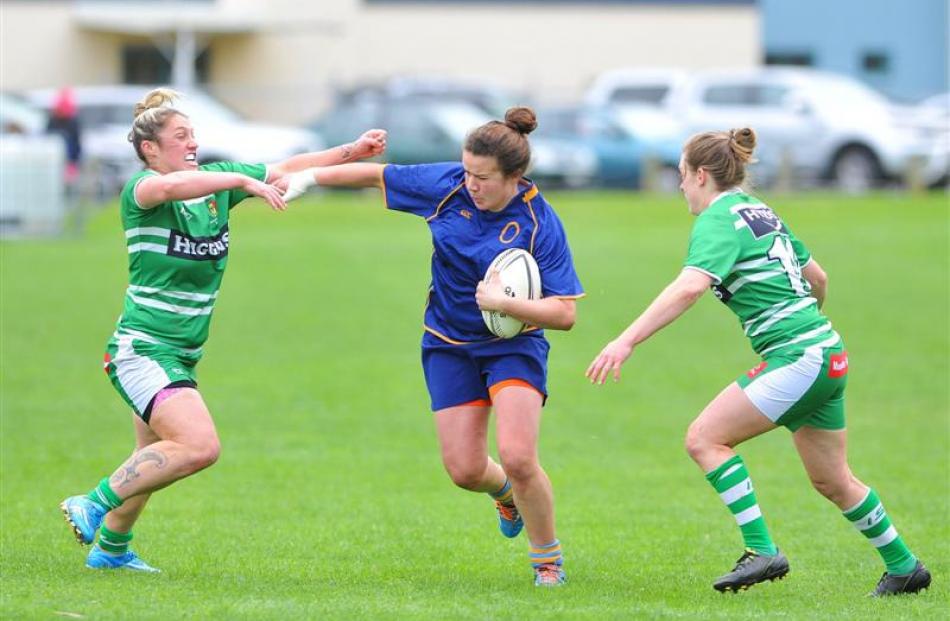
[178,205,193,220]
[459,209,472,220]
[499,221,521,244]
[711,283,732,303]
[828,351,849,378]
[747,361,768,379]
[167,225,229,261]
[737,206,787,240]
[208,199,219,219]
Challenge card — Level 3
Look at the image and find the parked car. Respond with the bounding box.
[315,94,597,188]
[1,92,68,237]
[535,105,682,189]
[679,69,948,190]
[585,67,690,108]
[28,85,324,196]
[918,92,950,186]
[335,76,523,118]
[1,91,47,135]
[587,67,948,190]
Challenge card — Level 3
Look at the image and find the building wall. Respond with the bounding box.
[0,1,122,89]
[214,1,760,122]
[762,0,948,102]
[2,0,759,123]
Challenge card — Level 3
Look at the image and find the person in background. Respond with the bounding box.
[46,87,82,184]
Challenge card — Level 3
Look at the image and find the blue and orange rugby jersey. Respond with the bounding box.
[382,162,584,345]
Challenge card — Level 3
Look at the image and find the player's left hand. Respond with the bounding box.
[475,270,508,312]
[586,338,634,385]
[351,129,387,159]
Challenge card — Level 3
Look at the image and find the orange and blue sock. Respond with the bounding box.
[530,539,563,568]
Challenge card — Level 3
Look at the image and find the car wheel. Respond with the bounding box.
[832,147,880,193]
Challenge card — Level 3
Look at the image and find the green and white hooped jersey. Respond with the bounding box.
[114,161,267,354]
[684,189,832,357]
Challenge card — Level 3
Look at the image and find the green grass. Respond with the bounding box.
[2,190,947,619]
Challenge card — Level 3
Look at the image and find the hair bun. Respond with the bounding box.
[133,88,181,120]
[504,106,537,135]
[729,127,756,163]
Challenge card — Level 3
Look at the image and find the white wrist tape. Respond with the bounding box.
[282,170,318,202]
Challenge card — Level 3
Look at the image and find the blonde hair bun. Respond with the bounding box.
[729,127,757,164]
[133,88,181,120]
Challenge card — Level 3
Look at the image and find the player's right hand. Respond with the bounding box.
[586,338,634,385]
[244,177,287,211]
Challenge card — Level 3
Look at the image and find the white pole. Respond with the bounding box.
[171,28,196,89]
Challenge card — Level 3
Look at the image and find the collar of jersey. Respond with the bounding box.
[464,178,537,216]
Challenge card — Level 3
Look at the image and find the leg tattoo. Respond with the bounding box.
[111,449,168,489]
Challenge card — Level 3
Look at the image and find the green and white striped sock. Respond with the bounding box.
[86,477,123,511]
[97,526,132,556]
[706,454,778,556]
[843,488,917,575]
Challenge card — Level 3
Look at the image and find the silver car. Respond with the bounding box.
[668,68,948,191]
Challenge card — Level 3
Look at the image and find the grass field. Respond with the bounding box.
[1,190,947,620]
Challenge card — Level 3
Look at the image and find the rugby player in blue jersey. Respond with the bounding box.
[283,107,584,586]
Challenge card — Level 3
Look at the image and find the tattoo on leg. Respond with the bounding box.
[110,449,168,488]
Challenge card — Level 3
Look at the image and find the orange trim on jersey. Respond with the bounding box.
[379,164,390,208]
[522,186,539,254]
[458,398,492,408]
[423,325,501,346]
[425,182,466,222]
[488,378,542,400]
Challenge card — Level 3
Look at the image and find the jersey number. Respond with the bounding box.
[767,235,808,296]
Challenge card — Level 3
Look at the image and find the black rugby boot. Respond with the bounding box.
[713,548,790,593]
[870,560,931,597]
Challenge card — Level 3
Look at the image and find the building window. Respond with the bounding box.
[765,52,813,67]
[862,51,890,74]
[122,45,211,85]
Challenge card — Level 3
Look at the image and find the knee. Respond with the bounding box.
[443,460,484,491]
[809,475,850,504]
[185,437,221,474]
[498,447,537,483]
[684,422,710,463]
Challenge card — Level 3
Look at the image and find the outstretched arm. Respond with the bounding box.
[135,171,286,211]
[585,268,713,385]
[282,163,386,201]
[267,130,387,180]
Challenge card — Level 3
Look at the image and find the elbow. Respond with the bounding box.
[151,179,175,203]
[682,284,707,306]
[558,302,577,331]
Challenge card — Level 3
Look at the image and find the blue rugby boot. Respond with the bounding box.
[496,500,524,538]
[60,496,107,545]
[86,546,161,573]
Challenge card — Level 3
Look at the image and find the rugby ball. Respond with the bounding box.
[481,248,542,338]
